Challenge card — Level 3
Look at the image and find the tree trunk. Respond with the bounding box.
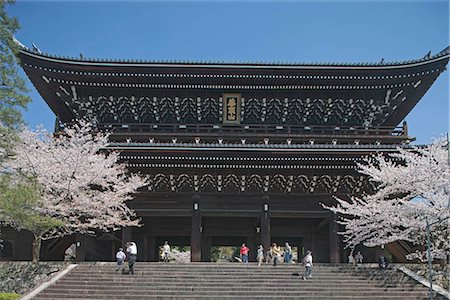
[32,236,42,262]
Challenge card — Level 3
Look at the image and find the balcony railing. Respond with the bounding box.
[96,123,405,137]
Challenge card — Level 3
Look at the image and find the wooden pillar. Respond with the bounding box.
[201,236,211,262]
[302,227,313,259]
[261,198,271,255]
[246,235,257,262]
[148,236,156,262]
[310,224,316,255]
[122,227,132,249]
[297,241,303,262]
[329,212,340,263]
[75,233,86,262]
[191,198,202,262]
[143,235,149,261]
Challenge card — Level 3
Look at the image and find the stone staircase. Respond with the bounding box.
[32,263,445,299]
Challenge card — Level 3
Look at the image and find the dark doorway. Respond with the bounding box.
[271,236,303,263]
[210,236,247,262]
[154,236,190,262]
[0,240,13,260]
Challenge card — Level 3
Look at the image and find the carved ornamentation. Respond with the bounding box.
[62,89,406,126]
[146,173,376,194]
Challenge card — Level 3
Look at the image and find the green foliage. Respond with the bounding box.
[0,125,17,162]
[0,293,20,300]
[0,0,31,129]
[211,246,238,262]
[0,175,64,237]
[174,245,189,252]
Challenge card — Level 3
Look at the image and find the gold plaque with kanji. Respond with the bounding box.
[223,93,241,124]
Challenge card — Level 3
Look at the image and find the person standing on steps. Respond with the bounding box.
[301,250,313,280]
[240,243,250,263]
[256,245,264,267]
[355,251,364,264]
[163,241,171,262]
[271,243,282,266]
[378,255,388,269]
[116,247,126,272]
[348,251,355,265]
[126,241,138,275]
[284,242,292,263]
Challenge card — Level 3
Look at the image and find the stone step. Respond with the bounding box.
[36,289,432,297]
[70,267,401,272]
[32,263,442,299]
[64,271,407,276]
[60,274,416,282]
[67,268,406,274]
[57,278,416,286]
[73,264,383,269]
[41,286,429,294]
[53,279,421,286]
[34,295,440,300]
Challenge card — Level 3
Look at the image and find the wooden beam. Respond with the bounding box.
[314,218,329,232]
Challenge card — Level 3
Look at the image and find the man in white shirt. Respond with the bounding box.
[126,242,138,274]
[302,250,313,280]
[163,241,171,262]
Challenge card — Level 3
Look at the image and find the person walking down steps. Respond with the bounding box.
[256,245,264,267]
[302,250,313,280]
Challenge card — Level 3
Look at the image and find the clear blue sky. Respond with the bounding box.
[8,0,449,144]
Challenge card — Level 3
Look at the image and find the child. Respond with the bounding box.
[116,247,126,272]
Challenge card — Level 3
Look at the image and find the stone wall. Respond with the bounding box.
[0,262,65,295]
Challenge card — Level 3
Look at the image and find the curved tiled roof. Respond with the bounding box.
[18,38,449,129]
[17,40,449,69]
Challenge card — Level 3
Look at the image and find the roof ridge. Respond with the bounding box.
[14,38,449,67]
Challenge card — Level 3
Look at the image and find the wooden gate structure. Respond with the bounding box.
[2,45,448,262]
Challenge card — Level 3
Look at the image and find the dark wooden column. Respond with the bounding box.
[246,234,257,262]
[201,236,211,262]
[147,236,156,262]
[302,227,313,256]
[329,212,340,263]
[122,227,132,249]
[191,198,202,262]
[75,233,86,261]
[310,223,316,255]
[261,198,271,255]
[143,235,149,261]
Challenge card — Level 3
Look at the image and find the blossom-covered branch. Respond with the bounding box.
[1,122,148,261]
[324,139,450,260]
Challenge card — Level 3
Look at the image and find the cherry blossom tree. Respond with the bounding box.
[325,139,449,260]
[0,122,148,261]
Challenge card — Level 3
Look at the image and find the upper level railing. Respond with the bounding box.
[96,123,406,137]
